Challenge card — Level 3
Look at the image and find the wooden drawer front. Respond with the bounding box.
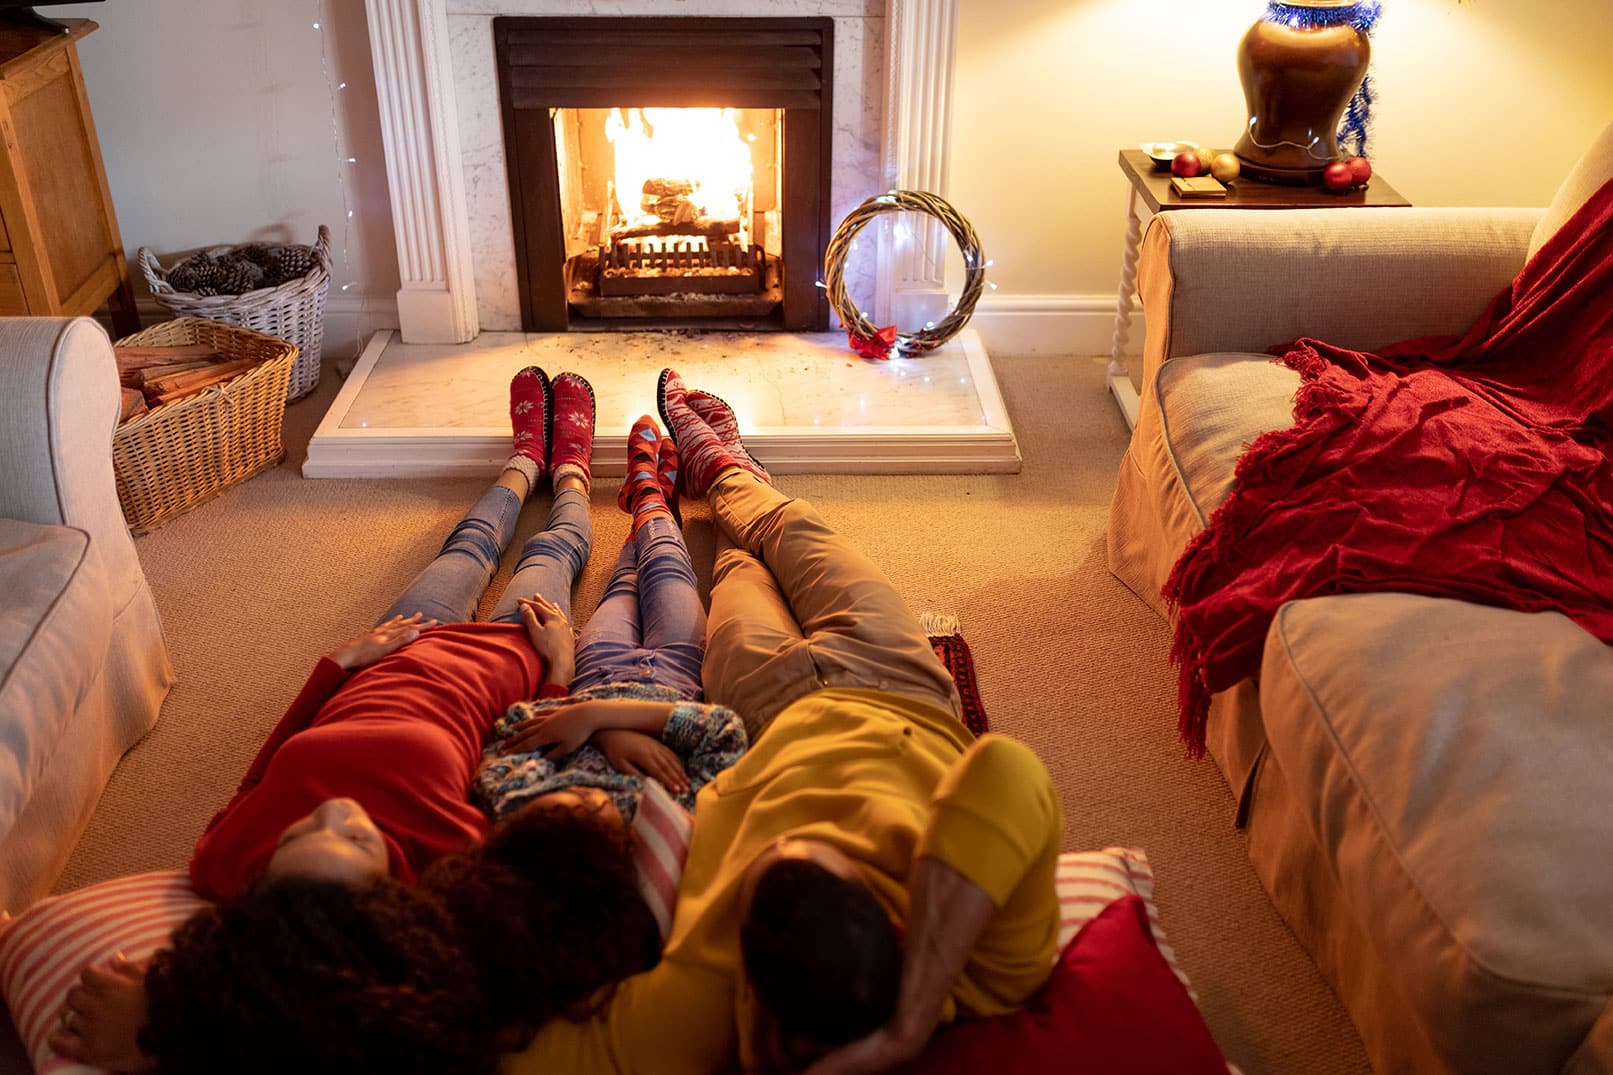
[0,262,29,314]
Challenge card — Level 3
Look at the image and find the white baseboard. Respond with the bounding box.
[965,293,1124,358]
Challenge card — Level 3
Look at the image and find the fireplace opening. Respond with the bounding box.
[495,18,833,333]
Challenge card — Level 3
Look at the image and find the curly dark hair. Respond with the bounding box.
[421,797,662,1050]
[142,801,661,1072]
[141,876,498,1075]
[740,858,903,1053]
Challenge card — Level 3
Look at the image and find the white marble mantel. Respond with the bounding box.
[362,0,961,343]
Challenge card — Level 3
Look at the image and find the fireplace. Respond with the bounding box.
[495,17,833,333]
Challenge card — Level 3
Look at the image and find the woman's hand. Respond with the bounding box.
[328,613,437,671]
[501,700,598,760]
[595,729,690,795]
[47,954,157,1072]
[519,593,575,685]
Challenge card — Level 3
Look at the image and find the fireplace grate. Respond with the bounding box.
[598,238,765,297]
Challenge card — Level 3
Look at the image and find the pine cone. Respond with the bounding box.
[215,258,265,295]
[269,244,316,285]
[167,253,224,294]
[235,243,277,268]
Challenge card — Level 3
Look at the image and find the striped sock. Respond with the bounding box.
[686,389,769,485]
[617,416,674,533]
[657,435,681,525]
[657,369,768,498]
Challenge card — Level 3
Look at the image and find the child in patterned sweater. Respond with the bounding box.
[476,414,747,825]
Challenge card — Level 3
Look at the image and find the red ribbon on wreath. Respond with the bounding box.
[848,325,898,361]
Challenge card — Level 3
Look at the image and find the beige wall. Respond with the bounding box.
[58,1,1613,357]
[951,0,1613,300]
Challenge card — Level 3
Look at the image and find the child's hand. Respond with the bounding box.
[594,729,690,795]
[328,613,437,671]
[48,953,156,1072]
[518,594,575,683]
[501,700,597,760]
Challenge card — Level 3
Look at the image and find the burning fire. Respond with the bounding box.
[605,108,753,235]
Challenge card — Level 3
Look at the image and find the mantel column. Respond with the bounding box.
[364,0,478,343]
[880,0,959,328]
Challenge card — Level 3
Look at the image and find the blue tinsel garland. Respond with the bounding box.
[1261,1,1383,159]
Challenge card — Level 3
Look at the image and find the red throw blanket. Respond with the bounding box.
[1164,176,1613,756]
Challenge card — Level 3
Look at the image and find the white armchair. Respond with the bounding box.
[0,317,175,912]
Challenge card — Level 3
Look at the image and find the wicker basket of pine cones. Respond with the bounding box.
[138,226,331,402]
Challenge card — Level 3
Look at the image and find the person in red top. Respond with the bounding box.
[188,365,599,899]
[50,368,664,1075]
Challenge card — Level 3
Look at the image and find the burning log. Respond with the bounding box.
[641,178,697,225]
[610,219,741,241]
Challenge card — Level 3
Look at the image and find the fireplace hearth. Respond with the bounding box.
[496,18,833,332]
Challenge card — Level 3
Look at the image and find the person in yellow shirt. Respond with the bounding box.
[504,371,1063,1075]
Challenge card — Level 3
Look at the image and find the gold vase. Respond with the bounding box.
[1233,1,1370,185]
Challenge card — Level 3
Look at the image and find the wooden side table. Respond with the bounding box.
[1107,148,1409,428]
[0,18,138,335]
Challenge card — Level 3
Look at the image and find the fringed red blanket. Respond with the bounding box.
[1164,176,1613,756]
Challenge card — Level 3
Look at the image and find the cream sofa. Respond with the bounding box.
[1108,123,1613,1075]
[0,317,175,913]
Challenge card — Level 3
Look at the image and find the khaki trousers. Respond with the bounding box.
[701,472,963,740]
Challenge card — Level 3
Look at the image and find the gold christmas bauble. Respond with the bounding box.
[1210,152,1242,182]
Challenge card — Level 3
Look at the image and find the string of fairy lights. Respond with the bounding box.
[311,0,367,362]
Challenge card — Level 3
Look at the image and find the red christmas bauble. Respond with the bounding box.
[1347,156,1372,185]
[1322,161,1354,192]
[1171,151,1203,178]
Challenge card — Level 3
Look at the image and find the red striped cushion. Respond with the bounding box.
[1054,847,1194,999]
[630,778,694,942]
[0,871,207,1074]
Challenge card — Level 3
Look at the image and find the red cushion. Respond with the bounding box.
[903,896,1228,1075]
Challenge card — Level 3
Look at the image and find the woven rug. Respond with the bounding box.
[923,613,989,736]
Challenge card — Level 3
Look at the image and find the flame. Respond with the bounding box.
[605,108,753,231]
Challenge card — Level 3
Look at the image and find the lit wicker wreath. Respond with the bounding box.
[823,189,985,360]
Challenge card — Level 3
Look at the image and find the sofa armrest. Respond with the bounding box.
[1136,206,1542,390]
[0,318,145,613]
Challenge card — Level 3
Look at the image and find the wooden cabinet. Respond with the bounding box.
[0,18,137,333]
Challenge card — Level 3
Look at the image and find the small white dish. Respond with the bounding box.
[1141,141,1201,171]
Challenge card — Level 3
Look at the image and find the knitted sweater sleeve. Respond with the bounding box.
[660,702,748,792]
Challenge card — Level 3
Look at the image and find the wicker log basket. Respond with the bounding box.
[138,226,331,402]
[112,319,296,535]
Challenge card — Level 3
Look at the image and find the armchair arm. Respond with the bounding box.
[0,317,144,613]
[1136,206,1542,389]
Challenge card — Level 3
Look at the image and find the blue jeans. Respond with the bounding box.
[570,516,706,700]
[380,485,593,626]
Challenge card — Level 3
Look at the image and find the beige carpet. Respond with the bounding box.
[42,352,1370,1075]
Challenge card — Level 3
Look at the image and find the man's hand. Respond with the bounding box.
[801,858,996,1075]
[328,613,436,671]
[518,593,575,686]
[47,954,157,1073]
[595,729,690,794]
[501,700,598,760]
[797,1024,927,1075]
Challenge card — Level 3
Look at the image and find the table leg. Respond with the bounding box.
[1107,191,1145,430]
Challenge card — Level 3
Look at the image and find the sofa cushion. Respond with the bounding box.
[0,519,112,840]
[1156,352,1301,527]
[1528,120,1613,261]
[1260,593,1613,1074]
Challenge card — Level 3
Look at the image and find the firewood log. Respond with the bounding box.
[141,358,261,403]
[119,387,148,423]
